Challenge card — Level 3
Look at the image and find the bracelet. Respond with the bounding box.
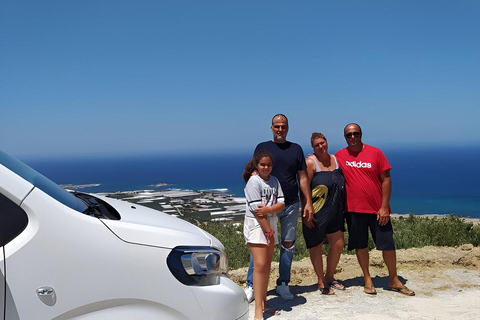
[264,230,275,237]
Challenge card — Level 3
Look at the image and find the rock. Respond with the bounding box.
[460,243,474,251]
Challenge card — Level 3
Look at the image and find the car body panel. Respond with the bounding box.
[97,195,213,249]
[0,152,248,320]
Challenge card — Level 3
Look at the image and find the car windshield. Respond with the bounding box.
[0,150,88,213]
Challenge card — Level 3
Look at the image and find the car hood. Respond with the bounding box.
[95,195,224,250]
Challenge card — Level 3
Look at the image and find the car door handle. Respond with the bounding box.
[37,287,54,295]
[36,286,57,306]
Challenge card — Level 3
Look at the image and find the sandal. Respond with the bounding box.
[389,285,415,296]
[328,280,345,290]
[319,286,335,295]
[364,285,377,295]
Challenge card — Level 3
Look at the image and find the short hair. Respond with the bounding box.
[271,114,288,125]
[310,132,327,147]
[344,123,362,134]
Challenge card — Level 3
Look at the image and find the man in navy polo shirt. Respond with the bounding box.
[245,114,314,302]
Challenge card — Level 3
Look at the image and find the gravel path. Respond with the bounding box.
[248,268,480,320]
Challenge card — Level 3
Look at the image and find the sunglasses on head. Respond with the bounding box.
[345,132,360,138]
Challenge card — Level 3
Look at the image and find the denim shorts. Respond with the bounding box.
[277,202,300,243]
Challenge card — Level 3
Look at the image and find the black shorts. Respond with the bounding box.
[302,208,345,249]
[345,212,395,251]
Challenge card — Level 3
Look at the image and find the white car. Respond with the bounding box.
[0,150,248,320]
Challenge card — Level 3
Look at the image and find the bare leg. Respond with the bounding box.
[383,250,415,295]
[249,240,275,320]
[325,231,344,284]
[309,243,334,294]
[355,248,373,287]
[383,250,402,287]
[308,243,326,288]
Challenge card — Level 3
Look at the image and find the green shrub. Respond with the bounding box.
[393,214,480,248]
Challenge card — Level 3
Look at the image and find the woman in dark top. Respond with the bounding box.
[302,132,346,295]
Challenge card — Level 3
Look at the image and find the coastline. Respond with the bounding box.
[97,187,480,223]
[28,146,480,218]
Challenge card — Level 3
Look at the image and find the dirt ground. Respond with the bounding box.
[228,244,480,319]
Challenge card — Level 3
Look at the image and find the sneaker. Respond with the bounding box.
[244,286,254,303]
[276,282,294,300]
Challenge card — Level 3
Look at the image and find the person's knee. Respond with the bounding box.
[309,244,323,255]
[281,242,296,256]
[254,261,270,273]
[282,241,294,249]
[328,233,344,247]
[356,247,369,255]
[382,249,397,260]
[382,249,396,253]
[331,240,344,252]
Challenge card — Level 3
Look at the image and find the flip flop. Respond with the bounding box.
[319,286,335,295]
[329,280,345,290]
[364,285,377,295]
[389,285,415,296]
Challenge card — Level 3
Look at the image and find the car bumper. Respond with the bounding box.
[191,276,249,320]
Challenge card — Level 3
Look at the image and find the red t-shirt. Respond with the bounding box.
[335,144,392,214]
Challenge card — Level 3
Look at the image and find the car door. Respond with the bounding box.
[0,192,29,320]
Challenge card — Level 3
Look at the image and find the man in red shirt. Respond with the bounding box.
[335,123,415,296]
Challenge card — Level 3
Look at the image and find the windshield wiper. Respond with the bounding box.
[74,192,120,220]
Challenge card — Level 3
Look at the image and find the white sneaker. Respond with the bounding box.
[244,286,254,303]
[276,282,294,300]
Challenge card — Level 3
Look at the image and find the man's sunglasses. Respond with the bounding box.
[345,132,360,138]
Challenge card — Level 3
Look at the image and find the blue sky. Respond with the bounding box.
[1,1,479,159]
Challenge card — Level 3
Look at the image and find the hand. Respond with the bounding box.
[302,214,316,229]
[254,205,269,217]
[377,207,390,226]
[302,203,315,228]
[303,203,314,220]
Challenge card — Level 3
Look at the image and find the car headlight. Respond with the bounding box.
[167,247,228,286]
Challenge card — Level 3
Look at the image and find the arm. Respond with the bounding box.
[298,168,314,224]
[377,169,392,226]
[254,202,285,233]
[300,157,316,228]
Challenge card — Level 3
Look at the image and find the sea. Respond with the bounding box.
[22,146,480,219]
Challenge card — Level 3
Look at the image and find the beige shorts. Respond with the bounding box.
[243,215,278,245]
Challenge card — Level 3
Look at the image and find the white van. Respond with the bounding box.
[0,150,248,320]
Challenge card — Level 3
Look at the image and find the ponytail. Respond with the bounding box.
[242,150,274,183]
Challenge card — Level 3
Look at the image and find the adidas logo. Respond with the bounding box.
[345,161,372,168]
